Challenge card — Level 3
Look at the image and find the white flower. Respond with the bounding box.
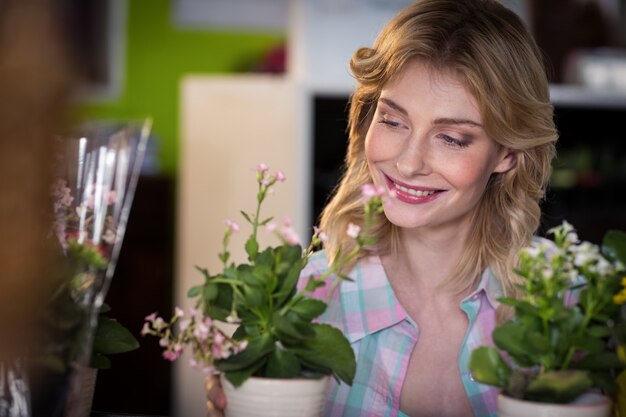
[347,223,361,239]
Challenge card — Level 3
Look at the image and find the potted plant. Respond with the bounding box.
[469,222,626,417]
[142,164,385,417]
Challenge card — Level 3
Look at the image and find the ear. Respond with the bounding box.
[493,149,517,174]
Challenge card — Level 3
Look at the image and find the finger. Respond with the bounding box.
[205,375,227,409]
[206,400,224,417]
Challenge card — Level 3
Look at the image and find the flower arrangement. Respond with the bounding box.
[469,222,626,404]
[47,178,139,371]
[142,164,385,387]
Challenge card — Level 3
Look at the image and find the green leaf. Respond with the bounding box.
[290,298,327,321]
[241,285,265,308]
[526,370,592,403]
[272,312,315,342]
[215,333,274,372]
[224,359,267,387]
[245,237,259,259]
[92,317,139,355]
[263,347,301,378]
[571,352,624,371]
[187,285,202,298]
[90,353,112,370]
[240,210,253,225]
[603,230,626,264]
[289,323,356,385]
[202,283,218,302]
[468,347,511,388]
[492,322,537,367]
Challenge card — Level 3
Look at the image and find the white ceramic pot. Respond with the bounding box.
[220,374,329,417]
[498,392,612,417]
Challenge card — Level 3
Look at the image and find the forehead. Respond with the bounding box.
[381,60,482,121]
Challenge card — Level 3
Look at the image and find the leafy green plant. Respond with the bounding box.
[90,304,139,370]
[143,165,385,387]
[469,223,626,403]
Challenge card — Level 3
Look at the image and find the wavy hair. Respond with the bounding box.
[319,0,558,300]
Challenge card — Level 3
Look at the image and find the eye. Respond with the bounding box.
[440,134,469,148]
[377,113,402,128]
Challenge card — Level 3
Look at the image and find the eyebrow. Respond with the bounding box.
[378,97,483,128]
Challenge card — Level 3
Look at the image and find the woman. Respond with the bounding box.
[207,0,557,415]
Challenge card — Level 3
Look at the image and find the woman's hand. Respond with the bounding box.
[205,375,227,417]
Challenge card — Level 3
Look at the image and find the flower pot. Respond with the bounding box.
[220,375,329,417]
[498,392,612,417]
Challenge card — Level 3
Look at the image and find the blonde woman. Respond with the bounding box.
[206,0,557,416]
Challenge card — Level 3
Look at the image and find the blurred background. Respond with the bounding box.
[2,0,626,416]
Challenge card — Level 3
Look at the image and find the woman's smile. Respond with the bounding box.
[384,174,445,204]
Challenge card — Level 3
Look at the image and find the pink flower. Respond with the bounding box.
[140,322,151,336]
[179,318,191,332]
[107,190,117,205]
[275,170,286,182]
[265,221,278,233]
[193,321,210,341]
[145,312,158,322]
[163,350,181,361]
[225,219,240,233]
[281,226,301,246]
[346,223,361,239]
[257,163,269,173]
[313,226,328,243]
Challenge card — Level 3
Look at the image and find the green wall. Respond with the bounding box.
[80,0,284,175]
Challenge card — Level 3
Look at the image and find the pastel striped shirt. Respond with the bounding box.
[299,251,502,417]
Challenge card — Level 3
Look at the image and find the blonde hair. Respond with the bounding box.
[319,0,557,300]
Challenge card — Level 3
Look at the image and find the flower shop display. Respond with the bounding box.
[469,222,626,417]
[0,120,150,417]
[143,164,385,416]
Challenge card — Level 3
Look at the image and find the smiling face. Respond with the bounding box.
[365,60,515,235]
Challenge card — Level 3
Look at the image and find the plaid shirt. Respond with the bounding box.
[300,251,502,417]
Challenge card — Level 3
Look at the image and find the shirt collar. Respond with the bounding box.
[337,258,504,342]
[464,267,504,310]
[338,256,407,343]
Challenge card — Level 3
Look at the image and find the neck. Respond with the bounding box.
[386,222,473,295]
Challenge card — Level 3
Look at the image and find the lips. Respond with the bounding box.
[384,174,444,204]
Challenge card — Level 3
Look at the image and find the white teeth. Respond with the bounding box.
[393,183,436,197]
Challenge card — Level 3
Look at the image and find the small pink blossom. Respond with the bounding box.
[257,163,269,173]
[225,219,240,233]
[275,170,286,182]
[107,190,117,205]
[193,321,210,341]
[179,318,191,332]
[281,226,301,246]
[145,312,158,322]
[159,338,169,347]
[163,350,181,361]
[265,221,278,233]
[261,178,270,186]
[140,322,151,336]
[313,226,328,243]
[346,223,361,239]
[360,183,386,198]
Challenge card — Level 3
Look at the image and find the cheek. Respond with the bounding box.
[365,130,397,163]
[445,156,495,191]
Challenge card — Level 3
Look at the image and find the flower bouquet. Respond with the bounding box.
[142,164,385,416]
[469,222,626,416]
[27,120,150,417]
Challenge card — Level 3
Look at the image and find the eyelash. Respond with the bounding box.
[440,134,469,148]
[377,112,470,148]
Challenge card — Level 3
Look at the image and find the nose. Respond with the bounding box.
[395,135,430,178]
